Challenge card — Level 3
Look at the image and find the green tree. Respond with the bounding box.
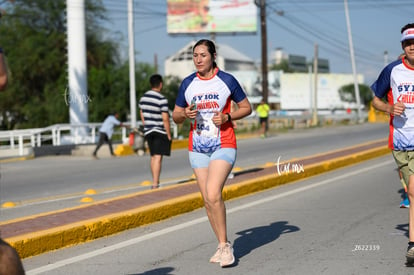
[0,0,182,131]
[269,59,294,72]
[163,75,181,110]
[338,83,373,109]
[0,0,121,130]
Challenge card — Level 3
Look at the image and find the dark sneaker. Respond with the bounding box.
[406,243,414,265]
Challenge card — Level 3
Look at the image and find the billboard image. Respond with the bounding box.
[280,73,364,110]
[167,0,257,34]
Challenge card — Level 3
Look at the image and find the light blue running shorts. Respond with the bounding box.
[189,148,237,168]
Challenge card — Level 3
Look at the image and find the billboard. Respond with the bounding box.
[167,0,257,34]
[280,73,364,110]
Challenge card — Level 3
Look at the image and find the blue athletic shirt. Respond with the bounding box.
[175,68,247,153]
[371,57,414,150]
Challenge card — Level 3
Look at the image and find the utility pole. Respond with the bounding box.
[257,0,268,103]
[312,44,318,126]
[344,0,361,122]
[128,0,137,128]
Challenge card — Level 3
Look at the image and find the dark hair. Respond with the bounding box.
[401,23,414,33]
[0,239,25,275]
[149,74,163,88]
[193,39,217,68]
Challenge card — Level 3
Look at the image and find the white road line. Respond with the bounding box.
[26,159,393,274]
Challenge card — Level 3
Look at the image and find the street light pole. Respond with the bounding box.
[67,0,88,139]
[128,0,137,128]
[312,44,318,126]
[344,0,362,122]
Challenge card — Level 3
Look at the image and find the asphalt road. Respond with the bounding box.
[0,123,389,221]
[22,155,411,275]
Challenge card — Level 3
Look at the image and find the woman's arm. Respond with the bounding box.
[172,103,197,124]
[230,98,252,120]
[212,98,252,125]
[372,96,404,116]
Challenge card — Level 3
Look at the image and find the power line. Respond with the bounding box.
[102,0,399,74]
[265,1,393,71]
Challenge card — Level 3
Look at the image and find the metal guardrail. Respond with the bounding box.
[0,113,366,157]
[0,121,179,157]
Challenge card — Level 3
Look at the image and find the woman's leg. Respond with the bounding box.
[193,159,232,243]
[190,149,235,266]
[204,159,233,244]
[194,167,220,239]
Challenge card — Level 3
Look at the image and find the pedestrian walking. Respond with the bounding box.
[139,74,172,189]
[172,39,252,267]
[256,98,270,138]
[371,22,414,265]
[92,112,126,159]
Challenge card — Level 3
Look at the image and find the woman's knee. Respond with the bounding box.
[205,192,223,207]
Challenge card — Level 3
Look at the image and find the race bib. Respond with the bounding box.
[194,112,219,138]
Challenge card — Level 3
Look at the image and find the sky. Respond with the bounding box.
[102,0,414,85]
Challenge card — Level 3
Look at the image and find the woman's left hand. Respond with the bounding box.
[212,111,226,126]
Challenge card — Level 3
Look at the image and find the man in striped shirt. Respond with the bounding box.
[139,74,172,189]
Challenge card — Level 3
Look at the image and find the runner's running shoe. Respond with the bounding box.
[400,193,410,208]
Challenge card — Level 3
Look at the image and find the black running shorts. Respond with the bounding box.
[145,132,171,156]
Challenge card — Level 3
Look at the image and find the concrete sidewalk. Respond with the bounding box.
[0,139,390,259]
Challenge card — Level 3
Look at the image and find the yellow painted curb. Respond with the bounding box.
[5,144,390,259]
[8,191,203,259]
[0,155,35,163]
[114,144,135,156]
[171,139,188,150]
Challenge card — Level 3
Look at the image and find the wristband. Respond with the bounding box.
[226,113,232,122]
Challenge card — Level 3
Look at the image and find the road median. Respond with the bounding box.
[4,140,390,258]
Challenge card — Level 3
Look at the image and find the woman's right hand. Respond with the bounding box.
[185,104,197,119]
[393,101,406,116]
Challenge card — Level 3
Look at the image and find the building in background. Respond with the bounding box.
[164,40,256,80]
[272,48,330,73]
[164,42,363,111]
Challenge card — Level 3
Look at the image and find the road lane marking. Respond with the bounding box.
[26,159,393,274]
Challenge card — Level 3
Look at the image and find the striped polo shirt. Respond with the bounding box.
[139,90,169,136]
